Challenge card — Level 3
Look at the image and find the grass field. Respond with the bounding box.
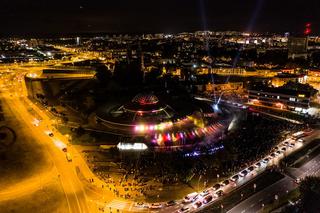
[0,104,51,188]
[0,181,68,213]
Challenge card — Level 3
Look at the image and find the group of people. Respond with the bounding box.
[82,111,304,202]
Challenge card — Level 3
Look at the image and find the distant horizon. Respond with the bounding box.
[0,29,316,39]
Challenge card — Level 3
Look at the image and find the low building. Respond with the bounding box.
[271,73,307,87]
[209,67,277,77]
[248,86,311,113]
[205,82,243,93]
[24,68,95,100]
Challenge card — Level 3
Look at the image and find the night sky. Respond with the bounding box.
[1,0,320,36]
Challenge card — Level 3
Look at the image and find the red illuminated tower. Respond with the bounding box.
[304,23,312,36]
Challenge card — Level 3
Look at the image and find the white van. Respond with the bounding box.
[183,192,198,203]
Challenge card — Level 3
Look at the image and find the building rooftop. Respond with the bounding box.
[249,86,311,98]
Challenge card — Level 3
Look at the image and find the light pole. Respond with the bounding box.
[198,175,202,192]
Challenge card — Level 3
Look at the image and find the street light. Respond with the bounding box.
[198,175,202,192]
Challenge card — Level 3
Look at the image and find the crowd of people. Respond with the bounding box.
[82,111,304,202]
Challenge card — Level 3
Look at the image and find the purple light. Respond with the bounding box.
[167,133,171,141]
[179,132,184,138]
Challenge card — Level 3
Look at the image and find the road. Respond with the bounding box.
[228,175,296,213]
[0,92,91,213]
[288,149,320,179]
[228,130,320,213]
[0,66,97,212]
[1,63,140,213]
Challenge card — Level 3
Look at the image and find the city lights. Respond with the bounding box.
[0,3,319,212]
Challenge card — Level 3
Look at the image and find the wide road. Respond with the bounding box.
[228,130,320,213]
[0,83,91,212]
[1,65,137,213]
[228,175,296,213]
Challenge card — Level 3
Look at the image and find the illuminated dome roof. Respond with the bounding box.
[132,93,159,105]
[97,92,175,125]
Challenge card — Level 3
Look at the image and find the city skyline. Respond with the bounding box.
[1,1,320,212]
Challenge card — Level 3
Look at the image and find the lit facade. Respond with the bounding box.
[248,87,311,112]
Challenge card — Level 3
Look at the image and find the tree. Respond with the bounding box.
[113,61,143,86]
[145,68,161,84]
[95,65,112,84]
[299,176,320,213]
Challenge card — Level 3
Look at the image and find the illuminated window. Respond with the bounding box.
[277,96,280,99]
[289,97,296,101]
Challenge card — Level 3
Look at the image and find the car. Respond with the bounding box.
[166,200,176,206]
[270,153,276,158]
[289,143,295,148]
[134,202,149,208]
[284,141,289,145]
[193,201,202,209]
[203,195,213,204]
[149,203,163,209]
[222,179,230,186]
[178,207,190,213]
[255,162,261,168]
[66,153,72,162]
[200,189,210,197]
[276,151,282,155]
[62,147,68,152]
[215,190,224,197]
[48,132,54,137]
[247,166,255,172]
[281,147,286,151]
[213,184,221,191]
[191,194,199,202]
[274,146,279,150]
[231,175,239,182]
[298,139,305,143]
[183,192,198,203]
[239,170,248,177]
[263,157,270,163]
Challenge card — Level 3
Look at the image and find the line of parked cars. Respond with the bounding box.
[177,134,305,212]
[135,132,307,213]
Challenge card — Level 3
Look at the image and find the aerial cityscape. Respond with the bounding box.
[1,1,320,213]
